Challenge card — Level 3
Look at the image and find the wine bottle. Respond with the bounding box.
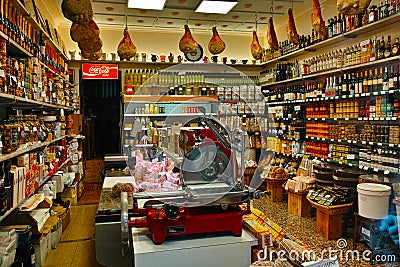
[368,69,374,92]
[342,73,348,95]
[389,65,395,90]
[383,66,389,91]
[378,36,385,59]
[384,35,392,58]
[373,68,379,92]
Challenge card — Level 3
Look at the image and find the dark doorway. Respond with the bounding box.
[81,71,121,159]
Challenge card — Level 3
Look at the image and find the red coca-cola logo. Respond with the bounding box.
[88,65,111,75]
[82,63,118,79]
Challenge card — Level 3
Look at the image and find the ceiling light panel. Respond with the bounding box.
[195,0,238,14]
[127,0,167,10]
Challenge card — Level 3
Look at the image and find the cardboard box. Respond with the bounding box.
[51,172,64,193]
[50,220,62,249]
[62,194,77,205]
[34,232,51,267]
[61,206,71,232]
[61,183,77,198]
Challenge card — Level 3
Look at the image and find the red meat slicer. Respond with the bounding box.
[121,114,265,247]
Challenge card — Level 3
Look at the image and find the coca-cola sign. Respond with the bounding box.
[82,63,119,79]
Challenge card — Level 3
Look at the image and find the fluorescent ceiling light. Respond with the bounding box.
[195,0,238,14]
[127,0,167,10]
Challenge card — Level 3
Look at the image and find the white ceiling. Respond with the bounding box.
[55,0,305,33]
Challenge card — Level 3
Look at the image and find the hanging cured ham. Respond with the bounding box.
[267,17,279,51]
[312,0,327,37]
[117,28,137,61]
[287,8,300,45]
[78,36,103,54]
[179,25,198,53]
[337,0,372,14]
[81,49,102,60]
[70,20,99,44]
[208,27,225,55]
[61,0,94,25]
[250,31,263,60]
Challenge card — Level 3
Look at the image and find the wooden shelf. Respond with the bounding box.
[0,135,82,164]
[0,92,74,111]
[68,60,265,72]
[305,136,400,148]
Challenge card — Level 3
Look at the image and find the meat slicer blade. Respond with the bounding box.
[181,145,232,184]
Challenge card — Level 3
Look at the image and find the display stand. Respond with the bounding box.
[308,201,353,239]
[265,178,286,202]
[287,190,311,217]
[131,228,257,267]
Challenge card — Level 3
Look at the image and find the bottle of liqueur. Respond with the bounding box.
[391,37,399,56]
[378,36,385,59]
[384,35,392,58]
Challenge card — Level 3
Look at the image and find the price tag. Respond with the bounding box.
[389,144,394,147]
[373,92,379,95]
[373,168,379,172]
[345,118,349,121]
[347,140,351,143]
[380,117,384,120]
[334,118,338,121]
[347,154,355,160]
[392,117,397,121]
[355,94,360,97]
[294,105,301,111]
[353,140,357,144]
[362,93,367,97]
[322,138,326,141]
[378,142,383,146]
[335,96,339,99]
[311,136,315,139]
[338,139,342,142]
[322,118,325,121]
[384,171,390,175]
[363,166,369,170]
[0,69,5,78]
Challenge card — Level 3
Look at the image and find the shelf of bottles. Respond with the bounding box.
[124,68,260,96]
[0,0,76,110]
[261,3,400,67]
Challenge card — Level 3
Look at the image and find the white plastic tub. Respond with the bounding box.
[357,183,392,219]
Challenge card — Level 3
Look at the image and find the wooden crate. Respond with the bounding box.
[265,179,286,202]
[287,191,311,217]
[308,200,353,239]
